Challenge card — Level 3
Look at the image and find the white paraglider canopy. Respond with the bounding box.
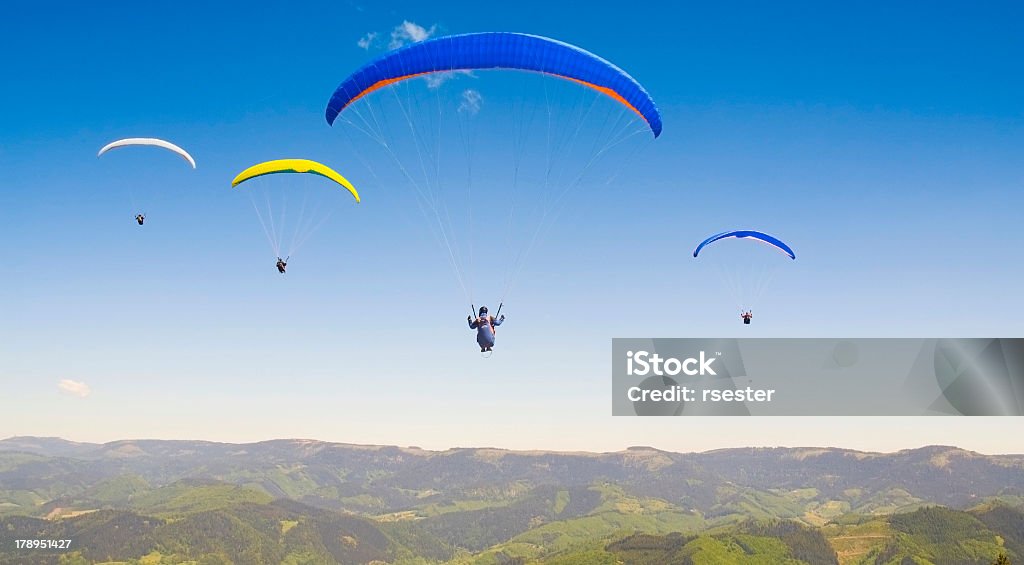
[97,138,196,169]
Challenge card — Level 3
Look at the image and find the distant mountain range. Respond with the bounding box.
[1,437,1022,564]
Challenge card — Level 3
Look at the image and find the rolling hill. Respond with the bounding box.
[1,438,1022,564]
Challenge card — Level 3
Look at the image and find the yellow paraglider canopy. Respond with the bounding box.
[231,159,360,202]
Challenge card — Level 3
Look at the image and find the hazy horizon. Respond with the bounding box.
[3,416,1022,456]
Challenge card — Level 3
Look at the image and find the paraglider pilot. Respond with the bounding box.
[468,306,505,352]
[276,257,287,274]
[135,214,145,226]
[741,311,753,325]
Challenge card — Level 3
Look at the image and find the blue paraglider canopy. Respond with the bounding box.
[693,230,796,260]
[325,32,662,138]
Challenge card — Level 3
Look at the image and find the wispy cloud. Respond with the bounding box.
[58,379,91,398]
[425,70,475,89]
[357,32,377,50]
[458,89,483,115]
[389,20,436,49]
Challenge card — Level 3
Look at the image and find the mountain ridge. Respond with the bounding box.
[4,436,1022,459]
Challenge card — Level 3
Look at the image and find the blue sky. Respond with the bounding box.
[2,1,1023,453]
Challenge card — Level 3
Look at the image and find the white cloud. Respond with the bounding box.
[389,20,436,49]
[458,89,483,115]
[58,379,91,398]
[424,69,475,89]
[357,32,377,50]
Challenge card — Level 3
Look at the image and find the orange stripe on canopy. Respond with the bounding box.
[340,72,432,113]
[341,71,649,127]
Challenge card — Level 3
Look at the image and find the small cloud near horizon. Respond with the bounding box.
[58,379,91,398]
